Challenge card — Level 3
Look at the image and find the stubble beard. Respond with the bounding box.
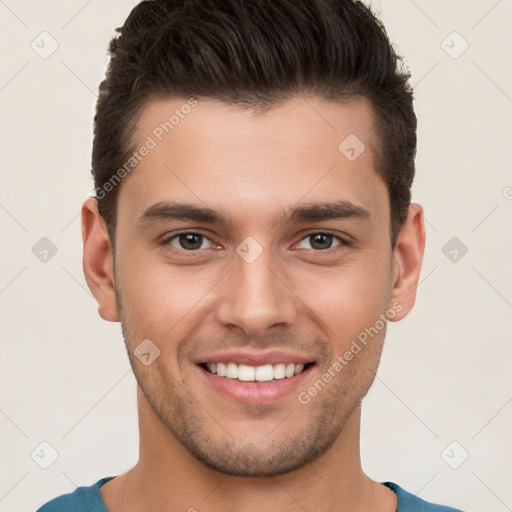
[116,289,383,477]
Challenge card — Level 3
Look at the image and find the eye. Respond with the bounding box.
[166,231,215,251]
[295,232,346,251]
[162,230,347,254]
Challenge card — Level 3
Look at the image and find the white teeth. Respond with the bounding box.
[205,362,309,381]
[273,363,286,380]
[216,362,226,376]
[255,364,274,381]
[238,364,255,381]
[226,362,238,379]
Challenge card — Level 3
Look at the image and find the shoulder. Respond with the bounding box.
[36,477,115,512]
[36,492,76,512]
[383,482,467,512]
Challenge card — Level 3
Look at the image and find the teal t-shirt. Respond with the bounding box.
[36,477,466,511]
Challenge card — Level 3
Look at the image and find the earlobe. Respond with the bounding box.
[82,197,120,323]
[388,203,426,322]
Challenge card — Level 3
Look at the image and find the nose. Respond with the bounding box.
[215,245,297,337]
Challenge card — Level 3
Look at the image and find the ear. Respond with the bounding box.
[388,203,426,321]
[82,197,120,322]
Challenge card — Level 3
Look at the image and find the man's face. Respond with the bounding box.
[112,95,400,476]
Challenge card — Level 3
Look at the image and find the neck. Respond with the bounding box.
[101,387,396,512]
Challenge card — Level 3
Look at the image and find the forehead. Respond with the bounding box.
[118,95,388,231]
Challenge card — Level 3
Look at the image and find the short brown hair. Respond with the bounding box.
[92,0,416,247]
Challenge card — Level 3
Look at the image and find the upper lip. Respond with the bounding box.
[195,350,315,366]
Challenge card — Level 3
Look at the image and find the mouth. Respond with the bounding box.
[200,361,315,382]
[196,354,317,404]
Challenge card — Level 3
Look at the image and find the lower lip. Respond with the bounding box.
[197,364,315,405]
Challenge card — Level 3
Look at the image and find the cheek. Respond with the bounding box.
[295,256,391,350]
[116,253,216,339]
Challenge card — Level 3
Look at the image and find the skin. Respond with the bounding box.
[82,95,425,512]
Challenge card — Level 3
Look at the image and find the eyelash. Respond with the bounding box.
[161,230,349,255]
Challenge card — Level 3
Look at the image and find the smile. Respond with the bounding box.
[202,362,313,382]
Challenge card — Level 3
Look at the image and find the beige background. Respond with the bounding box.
[1,1,511,510]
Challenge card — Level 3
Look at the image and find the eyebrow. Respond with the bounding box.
[137,200,371,227]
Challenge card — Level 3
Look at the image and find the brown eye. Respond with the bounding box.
[167,232,213,251]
